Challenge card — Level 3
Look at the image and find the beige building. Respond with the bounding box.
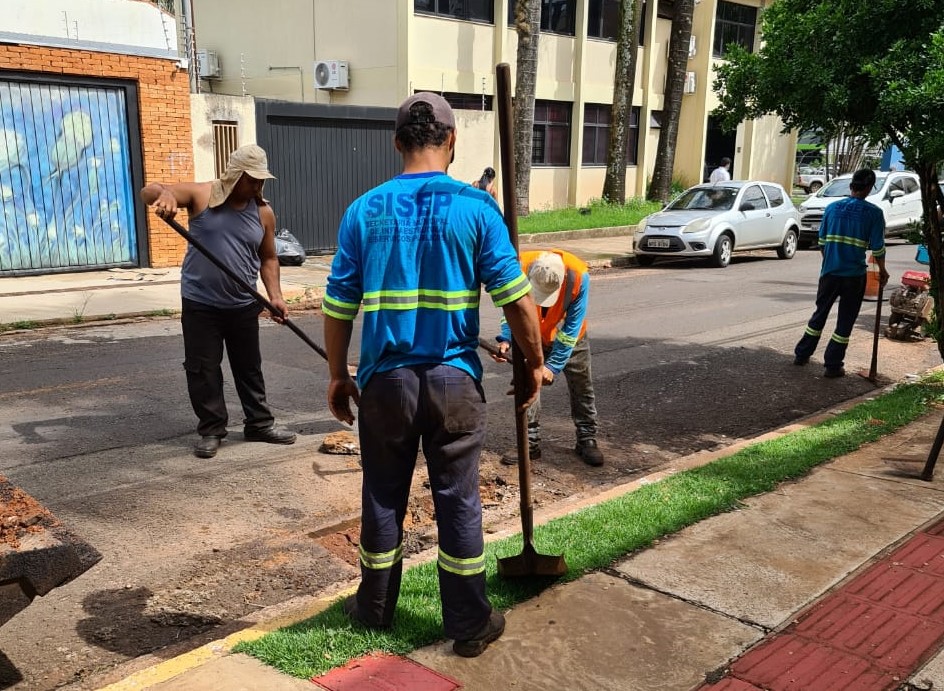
[188,0,795,210]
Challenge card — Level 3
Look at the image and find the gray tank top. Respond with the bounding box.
[180,199,264,308]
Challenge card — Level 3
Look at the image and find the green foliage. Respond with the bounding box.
[517,197,661,234]
[237,374,944,679]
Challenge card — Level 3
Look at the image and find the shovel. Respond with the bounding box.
[857,283,884,383]
[494,62,567,579]
[159,214,329,361]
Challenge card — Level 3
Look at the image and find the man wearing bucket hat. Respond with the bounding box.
[493,249,604,467]
[323,92,544,657]
[141,144,296,459]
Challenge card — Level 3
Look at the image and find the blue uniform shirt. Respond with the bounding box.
[818,196,886,277]
[324,172,530,387]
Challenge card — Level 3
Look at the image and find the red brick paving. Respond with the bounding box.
[312,653,461,691]
[701,516,944,690]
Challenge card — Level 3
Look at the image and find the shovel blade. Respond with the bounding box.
[498,543,567,579]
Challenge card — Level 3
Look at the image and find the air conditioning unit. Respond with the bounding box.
[683,71,697,94]
[196,49,221,79]
[314,60,349,90]
[689,35,697,59]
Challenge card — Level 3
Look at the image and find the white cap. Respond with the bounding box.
[528,252,565,307]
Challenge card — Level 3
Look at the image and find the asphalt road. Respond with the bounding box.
[0,241,939,690]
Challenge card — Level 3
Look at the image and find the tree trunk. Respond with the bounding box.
[513,0,541,217]
[915,162,944,360]
[646,0,695,203]
[602,0,643,203]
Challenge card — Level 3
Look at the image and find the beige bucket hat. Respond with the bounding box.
[208,144,276,208]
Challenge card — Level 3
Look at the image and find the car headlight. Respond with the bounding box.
[635,219,648,236]
[682,218,711,234]
[799,204,807,213]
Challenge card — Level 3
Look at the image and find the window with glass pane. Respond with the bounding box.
[582,104,640,166]
[542,0,576,35]
[416,0,494,23]
[713,1,756,57]
[532,100,572,166]
[414,90,493,111]
[588,0,620,40]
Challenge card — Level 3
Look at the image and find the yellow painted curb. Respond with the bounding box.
[97,589,351,690]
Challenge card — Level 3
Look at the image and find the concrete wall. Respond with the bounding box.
[190,94,257,181]
[190,0,401,106]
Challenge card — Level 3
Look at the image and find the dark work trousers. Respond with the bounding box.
[181,298,274,437]
[527,336,598,446]
[355,364,490,640]
[794,273,867,370]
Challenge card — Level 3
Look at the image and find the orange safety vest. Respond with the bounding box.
[520,249,588,348]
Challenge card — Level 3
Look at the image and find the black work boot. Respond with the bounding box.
[575,439,604,466]
[194,435,222,458]
[453,610,505,658]
[243,426,296,444]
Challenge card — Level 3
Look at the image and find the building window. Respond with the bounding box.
[415,90,493,111]
[588,0,621,40]
[532,100,572,166]
[212,121,239,178]
[713,1,757,57]
[507,0,575,36]
[582,104,640,166]
[416,0,495,23]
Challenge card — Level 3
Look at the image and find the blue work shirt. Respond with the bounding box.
[818,196,886,277]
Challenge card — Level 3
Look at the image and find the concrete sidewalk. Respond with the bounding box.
[89,404,944,691]
[0,228,633,328]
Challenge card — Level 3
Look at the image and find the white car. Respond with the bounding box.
[797,171,923,247]
[634,181,800,268]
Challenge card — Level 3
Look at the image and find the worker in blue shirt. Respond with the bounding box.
[494,249,604,467]
[322,93,544,658]
[794,168,889,377]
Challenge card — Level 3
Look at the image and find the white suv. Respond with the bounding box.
[797,171,922,247]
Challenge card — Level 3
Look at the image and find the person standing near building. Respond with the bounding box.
[794,168,889,377]
[493,250,604,467]
[141,144,297,459]
[709,157,732,183]
[322,93,544,658]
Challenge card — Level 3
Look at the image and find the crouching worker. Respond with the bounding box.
[322,93,544,657]
[493,250,604,467]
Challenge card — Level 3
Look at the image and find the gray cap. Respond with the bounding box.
[395,92,456,130]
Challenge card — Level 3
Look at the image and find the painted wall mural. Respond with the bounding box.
[0,79,137,273]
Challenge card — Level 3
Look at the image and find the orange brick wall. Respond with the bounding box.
[0,44,193,267]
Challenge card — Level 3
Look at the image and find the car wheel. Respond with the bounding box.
[710,234,733,268]
[636,255,656,267]
[809,181,822,193]
[777,228,798,259]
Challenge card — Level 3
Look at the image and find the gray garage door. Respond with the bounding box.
[256,100,401,254]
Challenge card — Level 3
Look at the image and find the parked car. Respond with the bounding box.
[797,171,923,247]
[634,181,800,268]
[796,166,828,194]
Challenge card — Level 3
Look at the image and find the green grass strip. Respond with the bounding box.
[518,197,661,234]
[236,374,944,678]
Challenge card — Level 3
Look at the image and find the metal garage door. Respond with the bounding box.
[256,100,401,253]
[0,74,146,275]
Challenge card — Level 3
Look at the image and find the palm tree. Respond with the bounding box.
[602,0,643,203]
[513,0,541,216]
[646,0,695,203]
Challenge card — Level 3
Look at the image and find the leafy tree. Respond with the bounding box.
[602,0,644,203]
[513,0,541,216]
[713,0,944,359]
[646,0,695,203]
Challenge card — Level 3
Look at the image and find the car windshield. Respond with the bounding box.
[820,174,886,197]
[667,187,737,211]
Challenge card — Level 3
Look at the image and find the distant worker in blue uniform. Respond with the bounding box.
[494,249,604,467]
[794,168,889,378]
[322,92,544,658]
